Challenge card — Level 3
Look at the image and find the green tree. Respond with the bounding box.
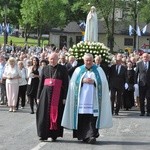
[41,0,68,44]
[66,0,87,23]
[20,0,68,46]
[0,0,22,25]
[140,0,150,24]
[21,0,44,45]
[94,0,128,53]
[0,0,22,48]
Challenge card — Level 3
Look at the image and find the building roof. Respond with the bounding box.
[51,21,81,33]
[51,21,150,36]
[63,21,81,33]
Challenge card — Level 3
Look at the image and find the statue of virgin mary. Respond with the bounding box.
[84,6,98,42]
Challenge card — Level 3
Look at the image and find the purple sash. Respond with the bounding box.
[44,78,62,130]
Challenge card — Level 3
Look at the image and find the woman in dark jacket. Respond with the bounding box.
[124,61,135,110]
[27,57,41,114]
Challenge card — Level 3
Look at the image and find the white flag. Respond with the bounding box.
[2,23,4,27]
[79,22,86,30]
[137,26,141,36]
[142,25,147,34]
[6,23,9,33]
[129,25,133,36]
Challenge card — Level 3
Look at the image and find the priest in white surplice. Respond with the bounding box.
[84,6,98,42]
[61,53,112,144]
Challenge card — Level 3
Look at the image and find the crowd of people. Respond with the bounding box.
[0,43,150,144]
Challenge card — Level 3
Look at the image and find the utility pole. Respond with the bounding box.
[108,0,115,53]
[133,0,139,51]
[3,4,8,51]
[111,0,116,53]
[136,1,140,51]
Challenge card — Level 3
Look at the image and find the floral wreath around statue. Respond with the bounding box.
[68,41,111,65]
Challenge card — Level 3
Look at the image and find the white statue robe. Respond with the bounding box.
[84,11,98,42]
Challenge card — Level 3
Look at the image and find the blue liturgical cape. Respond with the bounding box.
[61,64,113,130]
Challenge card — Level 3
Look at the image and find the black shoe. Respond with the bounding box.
[95,133,99,138]
[39,137,47,141]
[146,113,150,116]
[83,138,88,143]
[115,112,119,115]
[140,113,145,116]
[87,137,96,144]
[30,111,34,114]
[51,137,57,142]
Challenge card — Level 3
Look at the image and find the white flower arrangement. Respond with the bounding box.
[69,41,111,64]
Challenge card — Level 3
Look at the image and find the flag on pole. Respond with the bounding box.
[79,22,86,31]
[129,25,133,36]
[142,25,147,34]
[137,25,141,36]
[6,23,9,33]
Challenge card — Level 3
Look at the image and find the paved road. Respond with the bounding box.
[0,104,150,150]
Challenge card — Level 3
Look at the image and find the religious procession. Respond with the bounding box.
[0,3,150,147]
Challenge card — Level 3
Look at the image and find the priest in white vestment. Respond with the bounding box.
[62,53,112,144]
[84,6,98,42]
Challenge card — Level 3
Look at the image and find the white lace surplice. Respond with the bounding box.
[79,71,95,114]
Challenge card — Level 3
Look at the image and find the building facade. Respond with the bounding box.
[49,21,150,53]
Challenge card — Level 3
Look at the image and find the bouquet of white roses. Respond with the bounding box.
[69,41,111,64]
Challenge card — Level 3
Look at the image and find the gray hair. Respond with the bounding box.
[8,57,16,64]
[95,55,102,60]
[83,53,93,60]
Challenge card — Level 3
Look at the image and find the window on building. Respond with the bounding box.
[60,36,67,49]
[124,38,133,46]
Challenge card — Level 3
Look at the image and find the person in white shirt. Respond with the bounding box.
[16,61,27,110]
[0,55,6,105]
[3,57,21,112]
